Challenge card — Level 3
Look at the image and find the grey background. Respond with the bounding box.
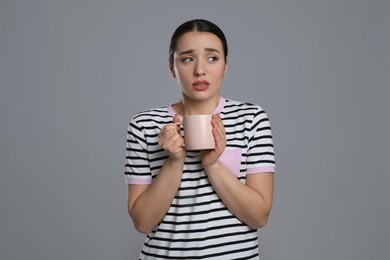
[1,0,389,259]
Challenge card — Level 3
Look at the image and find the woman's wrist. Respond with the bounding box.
[166,156,186,168]
[203,160,222,174]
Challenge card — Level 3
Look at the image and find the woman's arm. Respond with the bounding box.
[128,156,185,234]
[204,163,274,229]
[128,115,185,234]
[202,114,274,229]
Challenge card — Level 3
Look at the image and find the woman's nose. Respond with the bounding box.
[194,60,206,76]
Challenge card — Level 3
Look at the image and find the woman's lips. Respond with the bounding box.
[192,80,210,91]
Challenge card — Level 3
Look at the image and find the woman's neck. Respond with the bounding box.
[174,95,221,116]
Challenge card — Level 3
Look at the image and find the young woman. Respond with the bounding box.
[125,19,275,259]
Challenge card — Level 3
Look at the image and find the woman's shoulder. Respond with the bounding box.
[223,98,265,114]
[130,106,171,123]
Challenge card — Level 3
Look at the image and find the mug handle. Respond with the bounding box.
[173,121,185,147]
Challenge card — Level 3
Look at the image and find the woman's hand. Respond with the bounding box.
[201,114,226,167]
[158,114,186,161]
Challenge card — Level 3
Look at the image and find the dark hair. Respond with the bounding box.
[169,19,228,65]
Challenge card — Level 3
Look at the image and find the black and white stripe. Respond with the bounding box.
[125,98,275,259]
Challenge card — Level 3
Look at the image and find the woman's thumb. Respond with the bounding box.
[173,114,180,123]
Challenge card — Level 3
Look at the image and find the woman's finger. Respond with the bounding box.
[212,114,226,144]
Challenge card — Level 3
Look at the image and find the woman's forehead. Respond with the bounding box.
[175,32,224,53]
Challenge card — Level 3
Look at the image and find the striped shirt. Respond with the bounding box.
[125,97,275,259]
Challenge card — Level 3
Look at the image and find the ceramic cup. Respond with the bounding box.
[182,114,215,150]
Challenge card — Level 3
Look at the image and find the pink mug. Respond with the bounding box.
[182,115,215,150]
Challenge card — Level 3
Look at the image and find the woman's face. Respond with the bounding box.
[170,31,227,103]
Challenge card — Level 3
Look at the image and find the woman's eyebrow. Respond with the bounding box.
[179,49,195,55]
[204,47,221,54]
[179,48,221,56]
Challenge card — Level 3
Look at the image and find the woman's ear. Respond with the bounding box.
[224,57,228,75]
[169,62,176,78]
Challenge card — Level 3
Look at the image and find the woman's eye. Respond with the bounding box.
[182,57,193,63]
[208,56,218,62]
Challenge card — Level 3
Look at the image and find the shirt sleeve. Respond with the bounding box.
[124,117,153,185]
[246,107,276,174]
